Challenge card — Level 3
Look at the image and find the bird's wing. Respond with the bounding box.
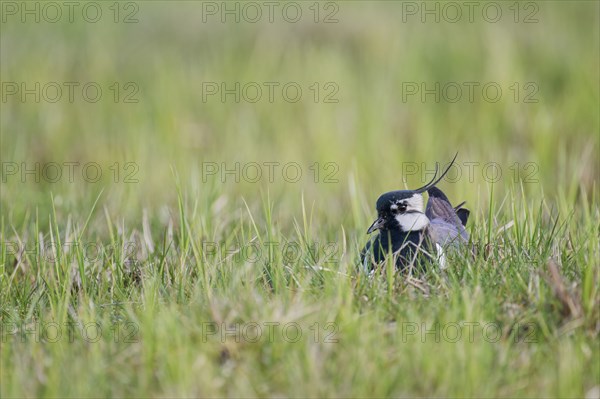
[428,219,468,247]
[426,187,461,224]
[455,208,470,226]
[452,201,470,226]
[425,187,469,243]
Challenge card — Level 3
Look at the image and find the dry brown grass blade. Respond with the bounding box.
[545,258,583,319]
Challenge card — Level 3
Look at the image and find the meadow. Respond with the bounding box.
[1,1,599,397]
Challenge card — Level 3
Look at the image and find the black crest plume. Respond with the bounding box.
[414,153,458,193]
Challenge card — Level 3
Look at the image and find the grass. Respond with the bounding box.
[1,1,599,397]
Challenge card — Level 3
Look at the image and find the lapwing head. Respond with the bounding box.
[367,154,457,234]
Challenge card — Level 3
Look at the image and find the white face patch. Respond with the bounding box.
[394,193,429,231]
[403,193,424,212]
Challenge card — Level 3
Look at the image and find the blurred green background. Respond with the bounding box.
[1,1,598,228]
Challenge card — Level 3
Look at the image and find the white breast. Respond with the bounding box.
[435,243,447,270]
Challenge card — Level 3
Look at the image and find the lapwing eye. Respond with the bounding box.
[398,203,407,213]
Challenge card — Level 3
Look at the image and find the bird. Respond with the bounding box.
[360,154,470,272]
